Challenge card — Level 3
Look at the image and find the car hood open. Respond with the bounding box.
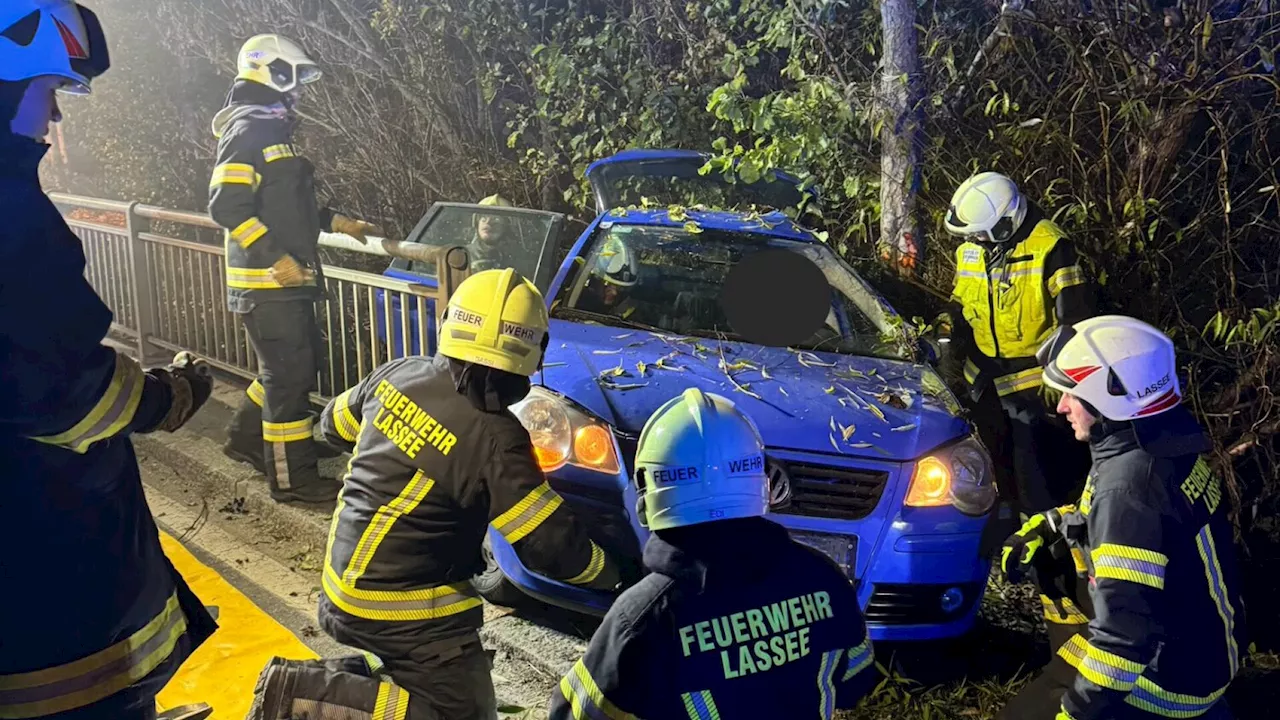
[538,319,970,462]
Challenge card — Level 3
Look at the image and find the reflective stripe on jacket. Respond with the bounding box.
[1055,406,1246,719]
[317,354,617,643]
[950,208,1094,398]
[1,134,215,717]
[549,517,878,720]
[208,84,333,313]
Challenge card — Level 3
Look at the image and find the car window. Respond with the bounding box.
[401,206,555,285]
[550,223,908,360]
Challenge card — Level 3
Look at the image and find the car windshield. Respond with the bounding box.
[551,223,909,360]
[403,205,554,288]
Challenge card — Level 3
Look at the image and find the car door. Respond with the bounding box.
[377,202,566,356]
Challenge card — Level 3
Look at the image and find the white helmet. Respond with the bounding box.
[634,388,770,531]
[1037,315,1182,421]
[594,235,640,287]
[0,1,110,95]
[236,34,321,93]
[944,172,1028,244]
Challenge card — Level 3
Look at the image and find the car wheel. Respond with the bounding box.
[471,534,528,608]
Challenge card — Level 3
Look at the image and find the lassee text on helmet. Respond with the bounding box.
[634,387,771,531]
[437,268,549,377]
[1037,314,1182,421]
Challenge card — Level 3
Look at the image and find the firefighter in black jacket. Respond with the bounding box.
[248,269,620,720]
[997,315,1245,720]
[550,387,879,720]
[209,33,382,505]
[0,4,217,717]
[942,171,1099,652]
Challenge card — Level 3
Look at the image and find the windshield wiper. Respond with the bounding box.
[552,307,668,335]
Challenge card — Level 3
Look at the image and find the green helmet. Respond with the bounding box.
[634,388,770,530]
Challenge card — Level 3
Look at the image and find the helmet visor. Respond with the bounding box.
[1036,325,1079,389]
[297,63,322,85]
[65,4,109,86]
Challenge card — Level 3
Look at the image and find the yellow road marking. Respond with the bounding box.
[155,531,318,718]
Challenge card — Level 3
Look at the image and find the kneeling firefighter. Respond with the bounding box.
[550,387,879,719]
[1,4,217,717]
[209,33,383,505]
[941,171,1099,654]
[248,268,620,720]
[997,315,1246,720]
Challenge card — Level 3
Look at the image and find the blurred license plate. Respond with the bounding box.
[789,531,857,579]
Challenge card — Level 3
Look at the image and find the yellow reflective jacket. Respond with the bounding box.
[950,211,1094,398]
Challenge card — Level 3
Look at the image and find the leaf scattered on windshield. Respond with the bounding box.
[683,220,704,234]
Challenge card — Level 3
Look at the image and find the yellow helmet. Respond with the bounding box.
[236,34,321,93]
[478,194,513,207]
[438,269,549,376]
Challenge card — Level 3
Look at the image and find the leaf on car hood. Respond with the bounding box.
[867,403,887,422]
[593,348,623,355]
[612,333,635,340]
[891,423,917,432]
[795,350,836,368]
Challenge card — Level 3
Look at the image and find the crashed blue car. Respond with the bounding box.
[381,149,998,641]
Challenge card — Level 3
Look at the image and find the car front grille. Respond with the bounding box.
[865,583,982,625]
[768,460,889,521]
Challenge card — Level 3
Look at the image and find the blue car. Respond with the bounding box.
[381,150,999,642]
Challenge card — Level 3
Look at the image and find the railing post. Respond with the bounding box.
[436,245,470,325]
[125,202,167,366]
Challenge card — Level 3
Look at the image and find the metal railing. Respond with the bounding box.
[51,192,469,404]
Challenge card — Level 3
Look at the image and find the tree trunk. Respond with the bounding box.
[878,0,926,278]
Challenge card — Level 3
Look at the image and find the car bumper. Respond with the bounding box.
[491,468,994,641]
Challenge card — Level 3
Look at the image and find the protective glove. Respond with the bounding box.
[146,351,214,433]
[270,254,314,287]
[1000,512,1057,585]
[331,214,384,244]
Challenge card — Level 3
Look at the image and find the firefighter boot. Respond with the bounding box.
[224,381,267,475]
[246,656,437,720]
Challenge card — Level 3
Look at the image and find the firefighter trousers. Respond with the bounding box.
[246,655,440,720]
[226,299,333,502]
[319,607,499,720]
[999,389,1091,515]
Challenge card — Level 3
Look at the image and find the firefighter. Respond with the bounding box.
[210,33,383,505]
[576,234,641,320]
[997,315,1245,720]
[0,4,218,718]
[248,268,621,720]
[550,387,879,719]
[469,193,520,272]
[943,171,1099,651]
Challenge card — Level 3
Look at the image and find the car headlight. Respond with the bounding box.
[509,386,621,475]
[905,436,996,516]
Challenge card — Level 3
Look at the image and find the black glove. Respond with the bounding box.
[145,352,213,433]
[1000,512,1057,585]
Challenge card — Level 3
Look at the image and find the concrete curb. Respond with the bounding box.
[133,387,587,691]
